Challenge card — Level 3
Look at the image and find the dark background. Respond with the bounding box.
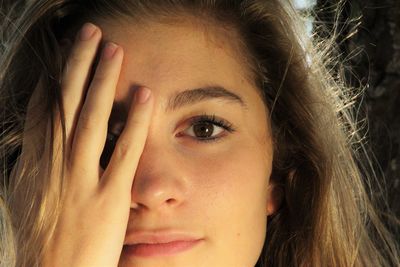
[315,0,400,241]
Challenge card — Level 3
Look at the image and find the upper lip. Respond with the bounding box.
[124,229,203,245]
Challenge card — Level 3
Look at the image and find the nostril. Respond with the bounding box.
[166,198,176,205]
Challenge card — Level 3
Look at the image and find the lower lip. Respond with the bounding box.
[123,239,203,257]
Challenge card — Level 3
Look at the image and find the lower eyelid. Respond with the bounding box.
[176,125,230,145]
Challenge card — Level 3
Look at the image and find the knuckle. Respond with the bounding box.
[128,116,142,129]
[90,72,108,86]
[114,139,133,159]
[92,62,113,83]
[78,112,100,131]
[68,49,89,65]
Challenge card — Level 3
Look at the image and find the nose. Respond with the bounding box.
[130,142,188,212]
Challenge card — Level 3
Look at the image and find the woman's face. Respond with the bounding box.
[94,18,275,267]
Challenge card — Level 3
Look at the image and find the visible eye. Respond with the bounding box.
[100,114,236,169]
[178,113,236,143]
[100,131,119,170]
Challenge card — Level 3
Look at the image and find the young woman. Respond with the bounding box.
[0,0,399,266]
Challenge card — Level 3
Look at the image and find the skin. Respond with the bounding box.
[41,17,280,267]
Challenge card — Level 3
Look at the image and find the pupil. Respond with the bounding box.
[194,123,213,138]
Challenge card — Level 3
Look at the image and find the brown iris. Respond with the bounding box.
[193,122,214,138]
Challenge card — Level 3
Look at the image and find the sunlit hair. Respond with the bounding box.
[1,1,399,266]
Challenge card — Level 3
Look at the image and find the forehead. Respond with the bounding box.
[96,18,265,116]
[102,20,249,77]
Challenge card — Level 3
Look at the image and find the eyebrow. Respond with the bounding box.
[165,86,248,112]
[109,85,248,124]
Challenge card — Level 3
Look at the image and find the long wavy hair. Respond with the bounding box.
[1,0,399,266]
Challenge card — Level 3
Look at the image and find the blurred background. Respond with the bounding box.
[294,0,400,241]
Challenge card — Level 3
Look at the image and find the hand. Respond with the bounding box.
[38,22,154,267]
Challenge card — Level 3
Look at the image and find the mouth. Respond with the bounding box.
[123,230,204,257]
[123,239,203,257]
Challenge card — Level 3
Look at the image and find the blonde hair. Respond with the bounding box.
[1,0,399,266]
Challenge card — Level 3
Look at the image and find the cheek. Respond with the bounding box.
[187,141,271,203]
[184,142,271,265]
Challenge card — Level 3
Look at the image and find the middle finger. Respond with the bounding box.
[70,41,123,185]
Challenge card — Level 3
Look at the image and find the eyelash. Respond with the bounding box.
[183,113,236,143]
[106,113,236,144]
[101,114,235,169]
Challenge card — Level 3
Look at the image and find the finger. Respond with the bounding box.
[70,42,123,185]
[60,22,102,154]
[100,87,154,192]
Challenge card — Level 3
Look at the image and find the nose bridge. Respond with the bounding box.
[130,140,187,211]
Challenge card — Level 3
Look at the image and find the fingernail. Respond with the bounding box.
[102,42,119,60]
[80,23,97,41]
[135,87,151,104]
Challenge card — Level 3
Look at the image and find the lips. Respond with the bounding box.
[124,229,203,245]
[123,229,204,257]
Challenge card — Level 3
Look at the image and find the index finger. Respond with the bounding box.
[100,86,154,192]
